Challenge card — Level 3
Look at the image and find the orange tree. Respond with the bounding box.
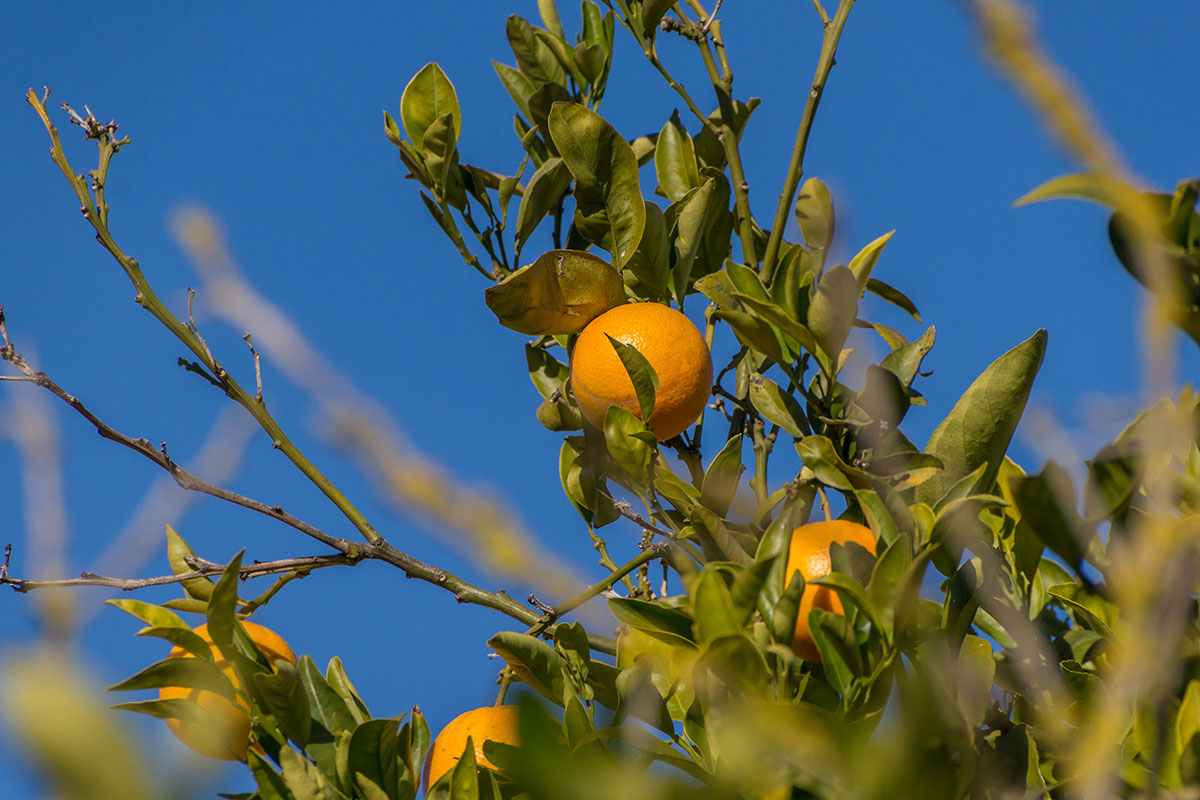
[3,1,1200,798]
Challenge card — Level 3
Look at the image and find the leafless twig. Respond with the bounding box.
[1,551,351,593]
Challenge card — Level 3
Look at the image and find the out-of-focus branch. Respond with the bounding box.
[172,207,589,603]
[967,4,1199,798]
[3,362,72,639]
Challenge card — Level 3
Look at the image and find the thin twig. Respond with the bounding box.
[612,501,678,539]
[1,326,344,551]
[1,552,351,593]
[699,0,724,36]
[243,332,264,403]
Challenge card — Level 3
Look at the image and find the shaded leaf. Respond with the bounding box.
[795,178,835,252]
[485,249,622,334]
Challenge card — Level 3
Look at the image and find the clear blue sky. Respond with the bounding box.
[2,2,1198,796]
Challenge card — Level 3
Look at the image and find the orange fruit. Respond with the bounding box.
[570,302,712,441]
[158,621,297,761]
[785,520,876,662]
[423,705,519,792]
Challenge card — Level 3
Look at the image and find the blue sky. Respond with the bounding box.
[2,1,1198,796]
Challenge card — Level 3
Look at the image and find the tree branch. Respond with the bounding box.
[759,0,855,283]
[0,550,351,593]
[26,88,383,546]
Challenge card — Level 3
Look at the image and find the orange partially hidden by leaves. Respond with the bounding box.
[158,621,297,761]
[570,302,713,441]
[786,520,877,662]
[423,705,519,792]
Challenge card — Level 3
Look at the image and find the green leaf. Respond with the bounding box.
[730,559,774,626]
[401,63,461,150]
[279,745,342,800]
[506,15,568,87]
[548,103,645,266]
[691,569,741,644]
[866,278,922,323]
[608,597,696,645]
[603,406,656,482]
[1010,461,1093,568]
[528,82,573,155]
[879,325,935,388]
[108,696,218,724]
[625,201,671,301]
[1013,172,1134,209]
[248,750,296,800]
[847,230,895,291]
[690,505,753,566]
[708,633,773,691]
[642,0,676,35]
[422,113,466,209]
[769,569,806,646]
[795,178,835,252]
[574,42,606,85]
[669,172,731,302]
[107,656,236,701]
[656,112,701,202]
[733,292,819,355]
[326,657,371,724]
[489,632,569,706]
[134,626,213,660]
[492,61,535,121]
[809,609,861,691]
[715,309,787,365]
[694,268,738,310]
[525,343,570,399]
[204,550,244,663]
[700,434,745,517]
[485,249,622,335]
[538,0,566,41]
[607,336,659,425]
[1047,583,1116,638]
[748,373,809,438]
[808,265,860,361]
[297,656,356,741]
[916,330,1047,506]
[513,157,572,259]
[808,571,879,631]
[107,598,188,630]
[1177,681,1200,758]
[166,524,216,602]
[796,435,872,491]
[348,718,402,800]
[254,660,312,747]
[958,635,995,731]
[615,667,673,738]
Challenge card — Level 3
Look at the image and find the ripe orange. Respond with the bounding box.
[785,520,876,662]
[570,302,712,441]
[158,621,297,761]
[423,705,519,792]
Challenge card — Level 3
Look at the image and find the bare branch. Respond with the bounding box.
[1,551,352,593]
[0,322,345,551]
[243,332,264,403]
